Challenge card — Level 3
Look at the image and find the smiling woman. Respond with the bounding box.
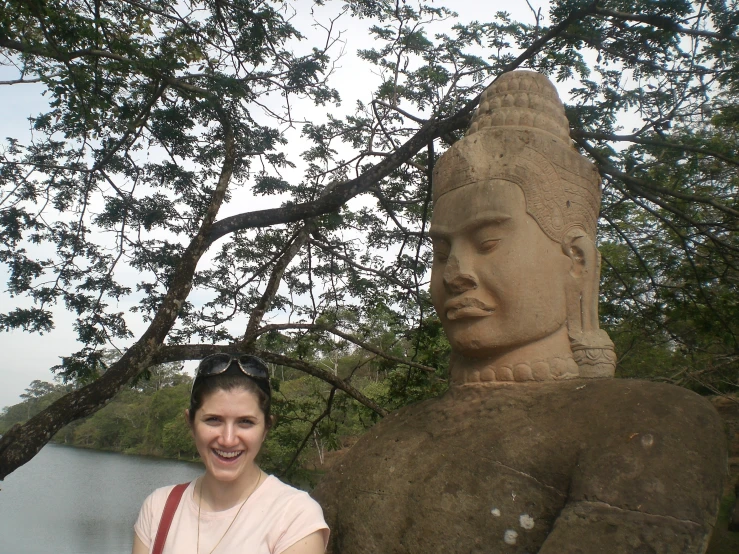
[132,354,329,554]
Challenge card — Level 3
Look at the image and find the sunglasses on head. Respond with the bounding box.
[195,353,270,387]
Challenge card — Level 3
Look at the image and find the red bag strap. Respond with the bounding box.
[152,483,189,554]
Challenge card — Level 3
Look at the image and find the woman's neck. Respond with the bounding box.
[199,465,263,511]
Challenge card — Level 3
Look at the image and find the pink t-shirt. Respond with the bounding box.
[134,475,329,554]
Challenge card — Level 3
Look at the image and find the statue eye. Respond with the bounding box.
[479,239,500,252]
[432,239,450,262]
[434,249,449,263]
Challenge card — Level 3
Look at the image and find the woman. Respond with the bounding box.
[133,353,329,554]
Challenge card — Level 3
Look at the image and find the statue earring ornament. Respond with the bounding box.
[561,226,616,378]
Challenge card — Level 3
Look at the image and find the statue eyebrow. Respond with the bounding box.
[429,212,512,239]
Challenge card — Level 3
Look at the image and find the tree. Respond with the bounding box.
[1,0,738,479]
[12,380,69,422]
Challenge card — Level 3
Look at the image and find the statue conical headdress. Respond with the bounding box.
[433,70,601,243]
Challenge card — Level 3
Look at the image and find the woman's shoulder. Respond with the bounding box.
[141,480,196,513]
[258,475,322,510]
[261,475,313,498]
[152,479,195,497]
[134,480,197,548]
[257,475,329,552]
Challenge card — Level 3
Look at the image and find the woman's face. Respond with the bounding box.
[187,387,268,484]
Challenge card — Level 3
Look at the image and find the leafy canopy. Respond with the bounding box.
[0,0,738,478]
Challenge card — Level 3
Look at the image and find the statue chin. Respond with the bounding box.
[312,70,726,553]
[444,320,576,383]
[442,315,566,351]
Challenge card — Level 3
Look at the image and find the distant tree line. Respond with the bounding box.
[0,347,417,482]
[1,363,196,458]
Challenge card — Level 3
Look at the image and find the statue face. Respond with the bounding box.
[429,180,571,358]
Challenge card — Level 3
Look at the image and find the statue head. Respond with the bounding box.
[429,70,616,384]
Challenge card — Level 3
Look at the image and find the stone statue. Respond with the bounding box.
[313,71,726,553]
[430,69,615,385]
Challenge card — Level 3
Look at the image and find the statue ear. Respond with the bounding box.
[561,227,600,334]
[561,227,618,378]
[562,227,597,279]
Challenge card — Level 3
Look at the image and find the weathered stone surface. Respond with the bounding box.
[314,379,726,553]
[313,70,727,552]
[729,483,739,533]
[711,395,739,480]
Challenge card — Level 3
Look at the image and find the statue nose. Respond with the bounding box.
[443,255,477,294]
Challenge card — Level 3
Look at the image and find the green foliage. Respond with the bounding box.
[705,488,739,554]
[0,356,392,473]
[162,417,198,459]
[143,385,190,453]
[0,366,196,458]
[2,0,739,477]
[1,380,71,434]
[383,318,450,409]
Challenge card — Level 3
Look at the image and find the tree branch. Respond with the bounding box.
[308,237,418,295]
[280,388,336,477]
[149,343,388,417]
[593,7,739,43]
[242,226,311,344]
[0,116,237,480]
[572,130,739,168]
[577,138,739,236]
[256,323,437,373]
[206,0,600,243]
[206,106,474,242]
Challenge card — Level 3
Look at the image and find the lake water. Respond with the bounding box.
[0,443,203,553]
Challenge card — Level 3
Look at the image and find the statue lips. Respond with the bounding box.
[445,297,495,321]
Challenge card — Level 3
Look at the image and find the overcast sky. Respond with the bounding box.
[0,1,548,410]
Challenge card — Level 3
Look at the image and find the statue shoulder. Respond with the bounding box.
[568,378,726,525]
[582,378,724,433]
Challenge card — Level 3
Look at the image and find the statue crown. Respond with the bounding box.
[468,70,571,143]
[432,70,602,243]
